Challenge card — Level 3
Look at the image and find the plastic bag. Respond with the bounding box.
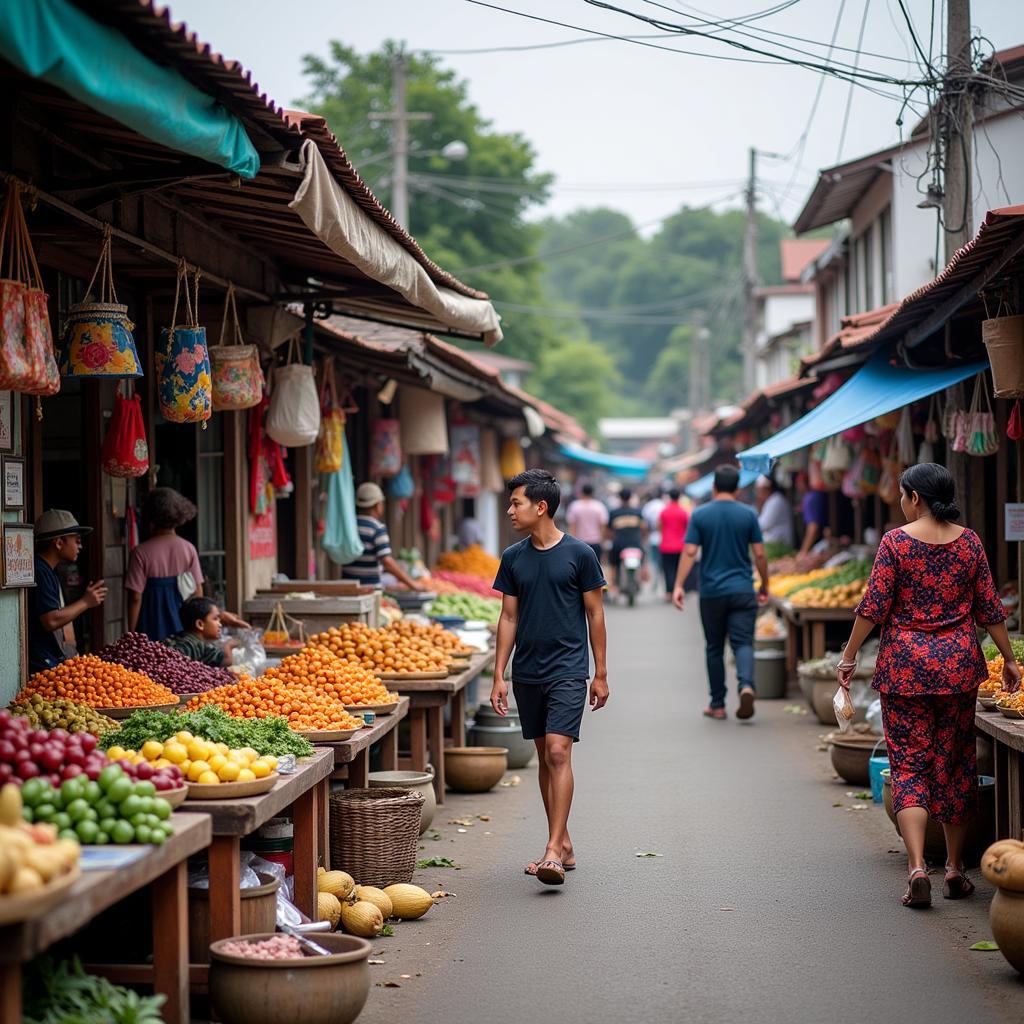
[323,435,364,565]
[865,698,883,736]
[833,686,855,733]
[227,627,266,676]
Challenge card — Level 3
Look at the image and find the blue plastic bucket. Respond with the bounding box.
[869,756,889,803]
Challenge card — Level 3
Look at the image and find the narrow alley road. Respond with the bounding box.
[361,599,1021,1024]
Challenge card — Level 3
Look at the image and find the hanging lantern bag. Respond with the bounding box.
[210,282,264,411]
[265,335,320,447]
[157,262,211,424]
[981,295,1024,398]
[315,356,345,474]
[60,224,141,379]
[0,181,60,395]
[101,386,149,477]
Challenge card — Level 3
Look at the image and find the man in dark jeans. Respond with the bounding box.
[671,465,769,720]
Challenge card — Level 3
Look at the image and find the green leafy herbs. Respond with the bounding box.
[379,924,396,937]
[101,704,314,757]
[968,940,1000,951]
[982,638,1024,663]
[24,956,165,1024]
[417,856,458,869]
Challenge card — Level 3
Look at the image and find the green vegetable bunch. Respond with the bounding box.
[24,956,165,1024]
[101,705,314,758]
[428,592,501,624]
[982,637,1024,662]
[763,542,795,562]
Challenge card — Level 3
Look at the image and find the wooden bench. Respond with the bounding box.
[975,709,1024,840]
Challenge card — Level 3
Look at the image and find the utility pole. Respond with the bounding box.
[742,146,760,395]
[943,0,973,261]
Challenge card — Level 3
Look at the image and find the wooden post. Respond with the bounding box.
[427,704,446,804]
[293,445,313,581]
[223,410,247,609]
[291,787,317,918]
[0,963,21,1024]
[151,861,189,1024]
[207,836,241,942]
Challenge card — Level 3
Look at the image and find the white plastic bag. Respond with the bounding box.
[266,341,320,447]
[833,686,855,733]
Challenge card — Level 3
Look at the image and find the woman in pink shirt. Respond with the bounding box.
[567,484,609,564]
[658,489,690,599]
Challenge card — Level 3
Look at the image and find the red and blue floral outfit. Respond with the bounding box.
[855,528,1005,823]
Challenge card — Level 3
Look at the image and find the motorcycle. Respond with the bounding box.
[619,547,644,607]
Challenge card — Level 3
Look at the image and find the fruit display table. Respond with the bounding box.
[322,696,410,788]
[975,710,1024,840]
[771,598,856,672]
[180,749,334,948]
[0,812,211,1024]
[396,652,495,805]
[242,593,381,632]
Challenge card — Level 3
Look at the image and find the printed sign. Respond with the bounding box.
[249,510,275,561]
[3,456,24,511]
[2,524,35,587]
[1006,503,1024,542]
[0,392,11,453]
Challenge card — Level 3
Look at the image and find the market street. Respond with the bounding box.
[362,597,1021,1024]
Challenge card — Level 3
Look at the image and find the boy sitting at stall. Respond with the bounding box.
[163,596,236,667]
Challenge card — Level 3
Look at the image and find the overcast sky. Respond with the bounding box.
[167,0,1024,229]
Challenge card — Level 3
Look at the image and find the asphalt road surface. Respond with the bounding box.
[359,597,1022,1024]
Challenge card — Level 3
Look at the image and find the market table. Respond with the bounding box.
[0,813,211,1024]
[771,598,855,671]
[323,696,410,788]
[180,748,334,948]
[396,652,495,805]
[975,709,1024,840]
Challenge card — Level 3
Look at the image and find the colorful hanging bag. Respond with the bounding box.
[157,262,211,425]
[210,281,263,411]
[101,385,149,477]
[60,224,141,379]
[315,356,345,474]
[0,181,59,395]
[370,418,403,477]
[966,374,999,457]
[1008,400,1024,442]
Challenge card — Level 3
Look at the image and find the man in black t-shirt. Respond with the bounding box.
[491,469,608,887]
[606,488,647,596]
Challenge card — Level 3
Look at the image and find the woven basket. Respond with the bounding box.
[329,787,425,887]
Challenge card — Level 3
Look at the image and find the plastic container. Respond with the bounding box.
[753,649,787,699]
[869,755,889,803]
[244,828,294,876]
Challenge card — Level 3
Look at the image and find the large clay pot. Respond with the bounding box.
[368,769,437,835]
[470,721,535,769]
[990,887,1024,974]
[829,735,886,786]
[209,932,372,1024]
[444,747,508,793]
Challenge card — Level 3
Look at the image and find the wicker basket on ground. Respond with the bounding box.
[329,787,425,887]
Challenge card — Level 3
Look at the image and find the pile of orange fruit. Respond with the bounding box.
[18,655,176,709]
[387,620,474,658]
[307,622,449,676]
[436,544,500,579]
[982,658,1005,693]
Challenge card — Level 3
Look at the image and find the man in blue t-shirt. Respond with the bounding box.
[491,469,608,887]
[672,465,769,721]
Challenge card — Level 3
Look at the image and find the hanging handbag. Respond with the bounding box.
[942,383,964,440]
[877,458,902,505]
[388,463,415,499]
[966,374,999,456]
[265,335,320,447]
[210,282,264,411]
[157,262,212,425]
[315,356,345,474]
[0,181,60,395]
[500,437,526,480]
[822,435,852,473]
[60,224,141,379]
[1009,400,1024,442]
[101,386,149,477]
[370,418,403,477]
[323,434,365,565]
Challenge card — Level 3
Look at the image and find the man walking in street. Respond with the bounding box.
[672,465,769,720]
[566,483,608,565]
[490,469,609,886]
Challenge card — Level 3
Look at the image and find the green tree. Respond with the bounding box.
[533,338,621,436]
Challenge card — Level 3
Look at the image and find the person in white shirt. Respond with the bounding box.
[642,489,667,575]
[755,475,795,548]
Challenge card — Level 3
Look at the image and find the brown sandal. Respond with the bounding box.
[943,866,975,900]
[902,868,932,908]
[535,859,565,886]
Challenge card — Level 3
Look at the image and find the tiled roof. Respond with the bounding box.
[800,303,901,370]
[780,238,830,282]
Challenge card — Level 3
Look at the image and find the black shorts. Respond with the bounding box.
[512,679,588,742]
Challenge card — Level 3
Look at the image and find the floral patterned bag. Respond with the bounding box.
[157,262,211,425]
[210,282,263,411]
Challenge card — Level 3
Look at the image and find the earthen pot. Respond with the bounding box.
[470,721,535,769]
[990,887,1024,975]
[444,746,508,793]
[209,932,372,1024]
[829,735,886,786]
[368,769,437,834]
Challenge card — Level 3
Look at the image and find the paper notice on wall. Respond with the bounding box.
[1006,504,1024,542]
[249,509,276,560]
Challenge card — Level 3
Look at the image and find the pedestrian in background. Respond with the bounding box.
[491,469,608,887]
[797,473,830,557]
[672,465,769,720]
[657,488,689,601]
[642,487,667,578]
[606,488,647,597]
[838,463,1020,908]
[566,483,608,565]
[755,474,795,548]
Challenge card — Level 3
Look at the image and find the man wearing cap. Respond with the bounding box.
[30,511,106,674]
[342,483,425,590]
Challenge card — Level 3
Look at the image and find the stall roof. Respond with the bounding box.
[556,442,651,478]
[685,468,759,500]
[707,375,817,437]
[800,303,901,371]
[737,353,986,474]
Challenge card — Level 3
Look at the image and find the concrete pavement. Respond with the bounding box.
[359,598,1022,1024]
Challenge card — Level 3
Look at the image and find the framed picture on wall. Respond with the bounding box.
[1,523,34,588]
[2,456,25,512]
[0,392,12,453]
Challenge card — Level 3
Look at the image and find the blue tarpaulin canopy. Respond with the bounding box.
[737,354,987,475]
[558,442,651,478]
[0,0,260,178]
[685,468,759,501]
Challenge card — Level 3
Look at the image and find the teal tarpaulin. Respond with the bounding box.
[558,441,651,478]
[0,0,259,178]
[737,354,987,475]
[685,468,759,501]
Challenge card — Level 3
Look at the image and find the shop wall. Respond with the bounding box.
[0,396,24,706]
[971,114,1024,239]
[891,146,944,295]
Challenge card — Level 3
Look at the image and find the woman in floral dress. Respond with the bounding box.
[838,463,1020,908]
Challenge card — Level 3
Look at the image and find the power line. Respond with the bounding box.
[836,0,871,163]
[895,0,936,74]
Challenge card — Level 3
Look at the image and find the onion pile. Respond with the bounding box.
[98,632,233,695]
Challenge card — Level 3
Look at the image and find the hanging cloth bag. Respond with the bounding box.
[323,434,365,565]
[210,282,263,411]
[981,294,1024,398]
[0,182,59,395]
[500,437,526,480]
[315,356,345,474]
[60,224,141,379]
[966,375,999,457]
[370,418,403,477]
[101,386,149,477]
[1008,400,1024,442]
[400,387,449,455]
[895,406,916,465]
[388,463,415,500]
[157,262,211,425]
[942,383,964,440]
[265,335,320,447]
[822,435,852,473]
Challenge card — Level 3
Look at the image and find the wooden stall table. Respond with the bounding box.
[0,813,211,1024]
[772,598,855,667]
[180,749,334,949]
[770,598,802,674]
[975,710,1024,840]
[396,652,495,805]
[322,696,410,788]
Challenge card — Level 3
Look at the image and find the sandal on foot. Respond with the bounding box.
[902,868,932,908]
[736,689,756,721]
[703,707,727,719]
[535,859,565,886]
[526,854,575,875]
[943,866,975,900]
